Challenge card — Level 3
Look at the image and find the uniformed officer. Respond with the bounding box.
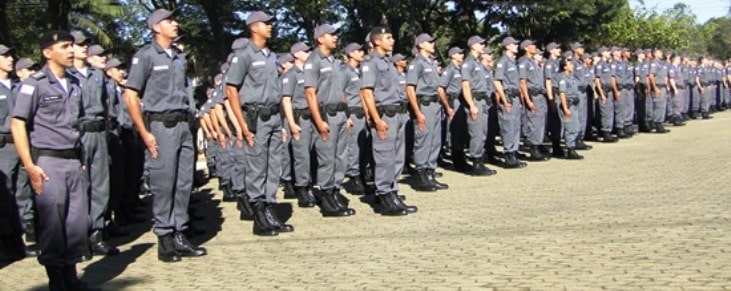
[278,53,296,200]
[305,24,357,217]
[342,43,370,195]
[556,55,584,160]
[11,30,98,290]
[517,39,550,161]
[617,48,637,137]
[67,31,119,258]
[544,42,564,156]
[225,11,294,235]
[125,9,207,261]
[438,47,464,168]
[361,26,417,216]
[667,54,686,126]
[593,47,619,142]
[648,48,671,133]
[406,33,451,191]
[610,48,631,138]
[460,36,497,176]
[281,42,318,208]
[569,42,594,149]
[494,37,527,168]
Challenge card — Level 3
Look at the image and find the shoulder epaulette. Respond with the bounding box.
[31,71,46,80]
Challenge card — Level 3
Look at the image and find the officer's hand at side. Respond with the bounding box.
[563,107,572,120]
[281,128,288,143]
[346,118,353,134]
[446,107,455,120]
[142,131,158,159]
[375,119,389,141]
[242,129,254,147]
[416,112,426,132]
[654,88,660,97]
[317,121,330,141]
[526,101,536,114]
[503,102,512,114]
[469,106,479,121]
[290,123,302,141]
[28,165,49,195]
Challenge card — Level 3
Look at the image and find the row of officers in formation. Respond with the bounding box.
[0,8,729,291]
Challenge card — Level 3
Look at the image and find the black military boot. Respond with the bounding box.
[564,148,584,160]
[251,201,279,236]
[157,233,181,263]
[616,127,629,138]
[551,142,565,158]
[23,220,36,243]
[528,145,549,161]
[221,184,236,202]
[575,139,593,150]
[378,193,408,216]
[654,122,670,133]
[346,175,365,195]
[25,243,41,257]
[452,150,471,172]
[236,193,254,221]
[701,112,713,119]
[294,186,316,208]
[45,266,67,291]
[89,230,119,256]
[318,189,351,217]
[602,131,618,143]
[330,189,356,216]
[413,169,437,192]
[503,152,526,169]
[173,232,207,257]
[282,180,296,199]
[672,115,686,126]
[427,169,448,190]
[624,125,635,137]
[264,203,294,233]
[390,192,418,214]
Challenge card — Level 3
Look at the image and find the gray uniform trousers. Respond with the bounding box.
[498,95,522,153]
[345,114,367,178]
[651,89,669,123]
[281,122,293,183]
[645,88,655,123]
[107,130,124,219]
[413,102,442,170]
[145,120,194,237]
[701,85,714,112]
[229,138,246,194]
[0,146,21,237]
[466,98,490,159]
[371,112,407,196]
[35,155,87,266]
[15,165,32,223]
[671,89,685,117]
[522,94,548,146]
[215,139,233,187]
[690,87,701,112]
[557,100,580,148]
[315,111,347,191]
[292,115,316,188]
[618,88,634,127]
[244,113,283,203]
[577,90,589,140]
[599,90,615,132]
[726,87,731,105]
[81,131,109,231]
[205,139,218,174]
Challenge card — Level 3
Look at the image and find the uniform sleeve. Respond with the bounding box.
[558,79,567,93]
[405,60,420,86]
[439,67,453,88]
[225,51,248,87]
[518,58,528,80]
[281,70,295,98]
[544,62,554,80]
[12,79,39,121]
[649,61,658,76]
[494,59,506,81]
[460,61,473,82]
[303,55,319,88]
[668,67,677,79]
[610,63,617,77]
[360,59,376,90]
[594,64,602,78]
[125,51,149,92]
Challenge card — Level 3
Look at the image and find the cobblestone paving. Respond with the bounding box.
[2,113,730,290]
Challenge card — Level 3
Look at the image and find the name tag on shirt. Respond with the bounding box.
[252,61,266,67]
[41,95,62,103]
[425,68,433,73]
[0,95,6,100]
[297,79,305,84]
[454,74,461,79]
[153,65,169,71]
[350,76,359,81]
[20,84,35,95]
[320,67,332,73]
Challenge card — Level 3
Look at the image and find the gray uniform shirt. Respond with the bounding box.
[594,60,613,88]
[439,62,462,96]
[225,43,281,106]
[650,60,669,86]
[361,51,402,105]
[281,66,307,109]
[105,79,119,122]
[406,55,440,96]
[545,58,561,87]
[636,60,650,85]
[13,66,81,150]
[68,67,107,122]
[495,54,520,91]
[518,56,544,90]
[616,60,633,86]
[126,41,190,113]
[304,48,342,105]
[0,78,16,133]
[460,54,488,94]
[559,73,581,99]
[341,64,362,108]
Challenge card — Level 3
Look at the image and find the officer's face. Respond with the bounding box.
[506,43,518,54]
[155,18,179,39]
[17,68,34,80]
[525,44,536,54]
[551,48,561,57]
[374,34,394,52]
[349,49,364,62]
[295,50,310,62]
[564,60,574,73]
[0,54,12,72]
[87,55,106,69]
[420,41,436,54]
[44,40,75,68]
[452,53,464,64]
[106,67,121,82]
[319,33,338,50]
[251,21,273,39]
[73,43,88,59]
[654,50,662,59]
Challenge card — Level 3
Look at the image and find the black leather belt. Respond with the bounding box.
[567,97,581,106]
[417,94,439,105]
[32,148,81,161]
[377,103,407,117]
[472,92,489,101]
[0,133,12,147]
[504,88,520,96]
[677,85,687,89]
[349,106,365,119]
[245,104,280,117]
[77,120,106,132]
[293,108,312,120]
[528,88,545,95]
[320,103,348,116]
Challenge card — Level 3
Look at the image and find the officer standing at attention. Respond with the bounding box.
[494,37,527,169]
[11,30,99,290]
[517,39,550,161]
[342,43,369,196]
[67,31,119,258]
[647,48,671,133]
[438,47,464,169]
[406,33,450,191]
[125,9,207,262]
[569,43,593,148]
[556,55,585,160]
[305,24,357,217]
[459,36,497,176]
[593,47,619,142]
[280,42,318,209]
[226,11,294,235]
[361,26,418,216]
[611,47,632,139]
[544,42,563,156]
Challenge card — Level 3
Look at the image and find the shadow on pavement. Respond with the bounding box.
[81,243,153,287]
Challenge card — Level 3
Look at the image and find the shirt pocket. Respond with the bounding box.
[37,94,66,125]
[248,60,269,86]
[376,61,392,89]
[0,95,9,121]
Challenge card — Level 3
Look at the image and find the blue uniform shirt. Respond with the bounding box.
[225,43,281,106]
[126,41,190,113]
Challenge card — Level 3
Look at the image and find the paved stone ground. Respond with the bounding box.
[2,112,731,290]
